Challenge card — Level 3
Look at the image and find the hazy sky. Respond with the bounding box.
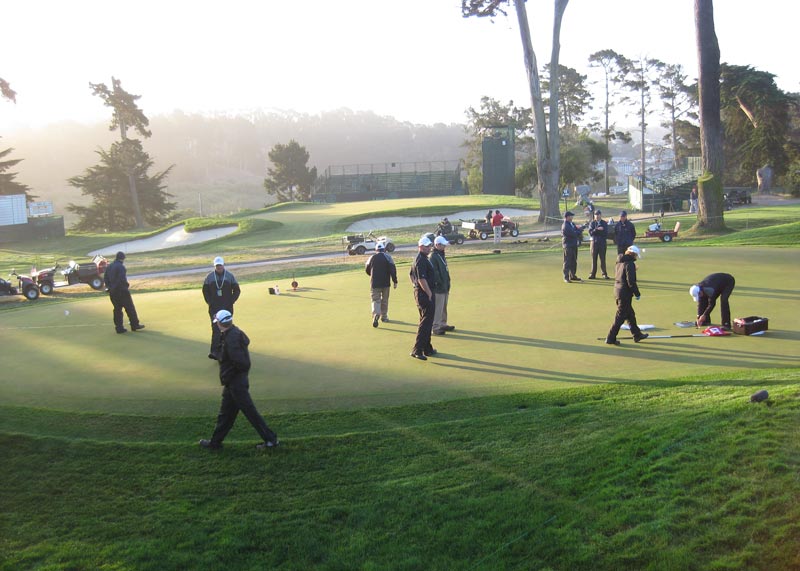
[1,0,796,131]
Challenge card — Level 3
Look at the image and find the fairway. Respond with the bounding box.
[2,245,797,417]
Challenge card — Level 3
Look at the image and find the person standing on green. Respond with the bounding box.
[203,256,241,360]
[430,235,455,335]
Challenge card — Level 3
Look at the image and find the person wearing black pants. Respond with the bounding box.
[587,209,609,279]
[409,236,436,360]
[104,251,144,334]
[690,273,736,329]
[200,310,278,451]
[561,211,584,283]
[605,245,648,345]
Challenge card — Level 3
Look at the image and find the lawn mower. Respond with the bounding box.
[0,270,40,300]
[433,219,466,245]
[32,255,108,295]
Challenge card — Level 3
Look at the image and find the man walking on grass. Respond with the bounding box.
[365,242,397,328]
[199,309,279,451]
[430,235,455,335]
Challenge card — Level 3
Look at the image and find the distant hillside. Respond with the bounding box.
[5,109,467,224]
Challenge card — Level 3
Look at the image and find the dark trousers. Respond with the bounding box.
[413,289,435,355]
[607,296,642,341]
[590,240,608,277]
[700,281,735,327]
[617,242,631,255]
[563,245,578,279]
[210,375,277,445]
[109,290,140,332]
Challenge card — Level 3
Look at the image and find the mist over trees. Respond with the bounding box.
[6,109,467,222]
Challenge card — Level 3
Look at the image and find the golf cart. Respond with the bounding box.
[460,217,520,240]
[433,219,466,245]
[0,270,40,300]
[644,220,680,243]
[343,232,396,255]
[32,255,108,295]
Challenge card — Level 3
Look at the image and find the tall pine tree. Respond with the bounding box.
[67,140,175,231]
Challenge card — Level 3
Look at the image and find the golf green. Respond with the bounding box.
[2,246,797,417]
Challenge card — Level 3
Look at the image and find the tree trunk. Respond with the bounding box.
[694,0,725,230]
[514,0,568,224]
[117,98,144,229]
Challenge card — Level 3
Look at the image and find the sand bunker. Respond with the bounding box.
[346,209,537,233]
[88,224,238,256]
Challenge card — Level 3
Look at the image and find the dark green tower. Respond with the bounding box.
[482,126,515,195]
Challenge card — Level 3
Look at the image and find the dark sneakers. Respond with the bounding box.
[131,324,146,331]
[444,325,455,331]
[372,315,379,328]
[424,348,438,357]
[199,439,222,450]
[605,338,620,345]
[633,333,649,343]
[410,352,428,361]
[116,328,127,334]
[256,440,280,450]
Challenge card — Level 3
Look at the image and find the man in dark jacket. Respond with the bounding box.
[365,242,398,327]
[409,236,436,360]
[614,210,637,255]
[587,209,609,279]
[561,211,584,283]
[430,235,454,335]
[199,309,279,451]
[690,273,736,329]
[202,256,241,359]
[104,251,144,334]
[605,245,648,345]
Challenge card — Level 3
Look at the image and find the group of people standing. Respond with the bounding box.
[364,234,455,361]
[561,209,636,283]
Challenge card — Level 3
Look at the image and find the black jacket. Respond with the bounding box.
[588,219,609,243]
[104,260,129,294]
[429,248,451,294]
[218,325,251,385]
[613,253,640,300]
[696,273,735,320]
[365,252,398,288]
[561,220,583,248]
[203,270,241,315]
[614,219,636,247]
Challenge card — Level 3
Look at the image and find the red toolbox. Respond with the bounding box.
[732,316,769,335]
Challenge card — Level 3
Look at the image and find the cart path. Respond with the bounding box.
[128,198,791,281]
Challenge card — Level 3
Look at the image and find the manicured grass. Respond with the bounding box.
[2,246,798,415]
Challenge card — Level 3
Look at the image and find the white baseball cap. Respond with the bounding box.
[213,309,233,324]
[418,236,433,247]
[434,236,449,246]
[689,285,701,302]
[213,256,224,266]
[626,245,642,259]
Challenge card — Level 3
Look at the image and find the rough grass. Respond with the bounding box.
[2,371,799,571]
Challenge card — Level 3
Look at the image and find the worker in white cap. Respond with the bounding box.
[690,272,736,329]
[409,236,436,360]
[202,256,241,359]
[430,235,455,335]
